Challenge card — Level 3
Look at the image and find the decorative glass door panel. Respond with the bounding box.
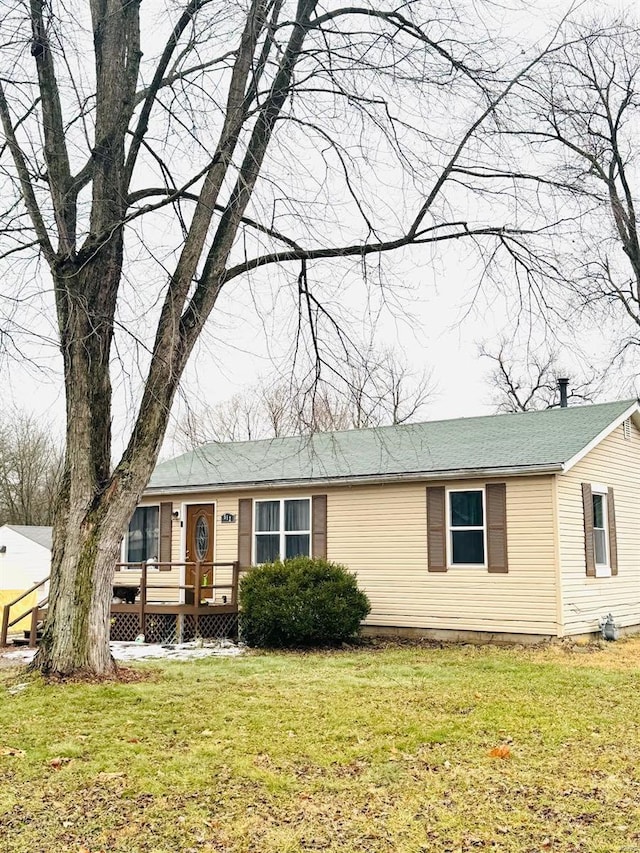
[185,504,215,602]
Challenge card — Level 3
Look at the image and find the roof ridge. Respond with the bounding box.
[147,398,639,492]
[159,397,638,463]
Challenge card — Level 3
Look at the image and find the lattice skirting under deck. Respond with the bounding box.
[110,611,238,644]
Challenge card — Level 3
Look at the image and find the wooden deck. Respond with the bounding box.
[1,561,242,647]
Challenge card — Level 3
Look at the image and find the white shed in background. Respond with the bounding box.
[0,525,51,611]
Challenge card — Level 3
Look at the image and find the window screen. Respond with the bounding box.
[449,490,484,565]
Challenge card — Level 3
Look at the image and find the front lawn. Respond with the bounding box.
[2,640,640,852]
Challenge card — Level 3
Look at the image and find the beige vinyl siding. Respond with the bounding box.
[327,477,557,635]
[558,419,640,635]
[160,476,559,635]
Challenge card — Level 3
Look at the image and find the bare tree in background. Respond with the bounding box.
[496,26,640,364]
[299,346,434,431]
[0,411,63,526]
[480,341,599,413]
[176,347,433,447]
[0,0,576,675]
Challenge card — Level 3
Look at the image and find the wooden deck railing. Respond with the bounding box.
[111,560,242,642]
[1,576,49,647]
[1,561,243,647]
[113,560,241,605]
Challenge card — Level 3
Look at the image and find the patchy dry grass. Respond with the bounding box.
[2,638,640,852]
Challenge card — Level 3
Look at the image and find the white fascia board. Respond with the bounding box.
[562,402,640,474]
[143,462,563,497]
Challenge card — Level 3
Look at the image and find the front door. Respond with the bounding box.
[185,504,215,602]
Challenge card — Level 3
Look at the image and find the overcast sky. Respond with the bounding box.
[1,0,637,458]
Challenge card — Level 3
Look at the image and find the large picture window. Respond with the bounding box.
[126,506,159,563]
[448,489,485,566]
[255,498,311,563]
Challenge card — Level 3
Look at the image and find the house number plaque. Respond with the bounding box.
[221,513,236,524]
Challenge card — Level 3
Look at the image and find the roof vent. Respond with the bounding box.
[623,419,631,440]
[558,378,569,408]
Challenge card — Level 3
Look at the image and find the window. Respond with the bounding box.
[448,489,485,566]
[582,482,617,578]
[126,506,159,563]
[255,498,311,563]
[592,490,609,575]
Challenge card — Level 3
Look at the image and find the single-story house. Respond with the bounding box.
[0,525,51,630]
[129,398,640,641]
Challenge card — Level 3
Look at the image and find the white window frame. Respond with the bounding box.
[121,503,160,568]
[446,487,487,569]
[253,497,312,564]
[591,483,611,578]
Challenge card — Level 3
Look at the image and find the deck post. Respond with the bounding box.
[28,606,39,648]
[231,561,240,607]
[1,605,9,647]
[139,561,148,636]
[193,561,201,637]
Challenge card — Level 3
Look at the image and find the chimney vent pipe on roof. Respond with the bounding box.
[558,377,569,408]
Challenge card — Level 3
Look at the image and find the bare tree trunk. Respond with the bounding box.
[39,518,120,676]
[35,254,176,673]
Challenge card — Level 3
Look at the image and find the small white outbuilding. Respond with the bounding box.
[0,525,51,617]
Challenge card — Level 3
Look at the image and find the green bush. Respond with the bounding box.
[239,556,371,648]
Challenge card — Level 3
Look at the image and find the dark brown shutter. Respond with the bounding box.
[582,482,596,577]
[607,487,618,576]
[238,498,253,569]
[486,482,508,573]
[427,486,447,572]
[312,494,327,559]
[159,502,173,568]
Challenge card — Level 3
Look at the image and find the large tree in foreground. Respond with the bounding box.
[0,0,569,675]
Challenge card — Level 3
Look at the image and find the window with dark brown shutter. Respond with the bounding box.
[583,483,618,577]
[486,483,508,573]
[427,486,447,572]
[312,494,327,559]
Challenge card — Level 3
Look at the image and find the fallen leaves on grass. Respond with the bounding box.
[488,745,511,759]
[49,756,72,770]
[45,665,156,685]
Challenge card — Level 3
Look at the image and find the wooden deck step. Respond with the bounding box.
[10,627,44,646]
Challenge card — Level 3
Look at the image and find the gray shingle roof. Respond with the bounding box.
[147,399,638,492]
[5,525,52,550]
